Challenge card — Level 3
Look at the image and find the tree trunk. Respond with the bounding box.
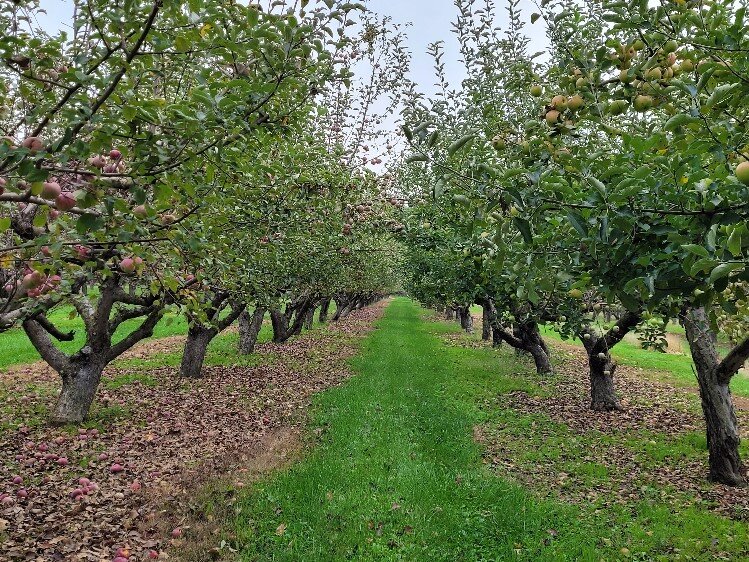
[581,338,621,411]
[444,307,455,321]
[180,325,218,379]
[482,307,491,341]
[303,307,315,330]
[516,321,552,374]
[492,326,503,348]
[52,360,106,425]
[318,298,331,324]
[238,307,265,355]
[462,309,474,333]
[270,308,289,343]
[683,308,747,486]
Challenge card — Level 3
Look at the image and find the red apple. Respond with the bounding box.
[12,476,22,485]
[55,192,77,211]
[110,463,124,473]
[22,136,43,152]
[56,457,69,465]
[110,149,122,159]
[171,528,182,538]
[119,258,136,274]
[41,181,61,200]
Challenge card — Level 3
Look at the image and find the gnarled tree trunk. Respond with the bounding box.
[303,307,315,330]
[53,359,107,425]
[318,298,332,324]
[180,325,217,379]
[238,307,265,355]
[482,306,491,341]
[180,296,244,378]
[682,307,747,487]
[444,307,455,321]
[580,311,641,412]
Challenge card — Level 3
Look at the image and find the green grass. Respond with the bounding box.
[212,298,749,561]
[0,305,189,370]
[540,326,749,398]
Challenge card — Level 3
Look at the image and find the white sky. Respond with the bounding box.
[36,0,549,94]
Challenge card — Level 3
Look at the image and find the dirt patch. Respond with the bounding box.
[0,301,387,561]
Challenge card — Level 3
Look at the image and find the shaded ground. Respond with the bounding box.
[0,302,385,561]
[443,333,749,521]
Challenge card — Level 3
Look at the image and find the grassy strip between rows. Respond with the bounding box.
[202,298,748,561]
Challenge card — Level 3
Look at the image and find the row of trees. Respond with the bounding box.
[398,0,749,487]
[0,2,402,425]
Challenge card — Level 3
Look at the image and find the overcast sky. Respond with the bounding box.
[35,0,548,93]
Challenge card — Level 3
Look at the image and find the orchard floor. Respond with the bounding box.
[0,302,386,561]
[3,300,749,561]
[206,299,749,562]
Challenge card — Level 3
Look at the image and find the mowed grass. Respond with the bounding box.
[539,326,749,398]
[0,303,337,371]
[212,298,749,561]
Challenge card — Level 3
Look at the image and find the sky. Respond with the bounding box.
[35,0,549,96]
[364,0,549,96]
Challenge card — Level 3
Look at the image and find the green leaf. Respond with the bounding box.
[682,244,710,258]
[447,134,475,157]
[727,227,742,257]
[707,262,743,285]
[513,217,532,243]
[405,154,428,164]
[566,212,588,237]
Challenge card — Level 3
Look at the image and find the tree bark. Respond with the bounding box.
[180,325,217,379]
[482,307,491,341]
[270,308,289,343]
[303,306,315,330]
[457,307,474,333]
[52,360,106,425]
[318,298,331,324]
[238,307,265,355]
[682,307,747,487]
[580,311,641,412]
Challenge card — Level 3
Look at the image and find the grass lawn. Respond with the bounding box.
[539,326,749,398]
[210,298,749,561]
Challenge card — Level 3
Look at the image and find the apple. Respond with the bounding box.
[148,551,159,559]
[55,192,77,211]
[119,258,136,274]
[645,67,662,81]
[79,477,91,487]
[130,480,142,492]
[735,161,749,186]
[567,95,584,111]
[597,352,606,360]
[88,155,106,169]
[56,457,69,465]
[110,149,122,159]
[12,476,22,485]
[110,463,124,473]
[41,181,61,200]
[568,288,583,299]
[171,528,182,538]
[607,100,628,115]
[21,136,43,152]
[545,110,561,125]
[583,333,592,340]
[530,84,543,97]
[633,95,653,112]
[133,205,148,219]
[551,95,567,110]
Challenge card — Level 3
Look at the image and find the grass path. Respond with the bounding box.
[217,298,749,561]
[223,298,608,560]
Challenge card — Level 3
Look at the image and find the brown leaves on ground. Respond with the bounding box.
[473,339,749,520]
[0,302,386,561]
